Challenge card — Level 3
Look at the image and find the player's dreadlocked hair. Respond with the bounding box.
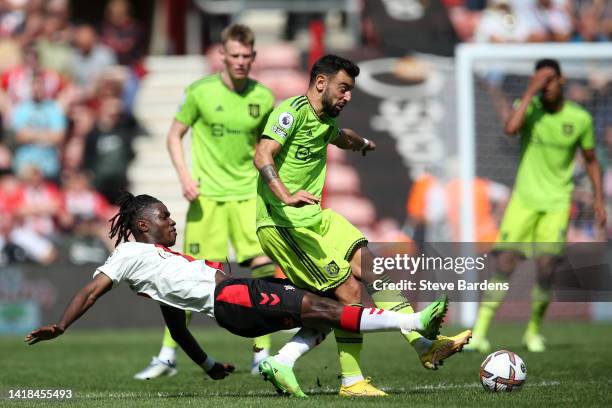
[108,192,162,247]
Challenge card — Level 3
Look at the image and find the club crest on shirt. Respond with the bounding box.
[189,243,200,255]
[248,104,260,118]
[325,261,340,277]
[563,123,573,136]
[278,112,294,129]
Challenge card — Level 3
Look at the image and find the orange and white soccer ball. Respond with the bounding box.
[480,350,527,392]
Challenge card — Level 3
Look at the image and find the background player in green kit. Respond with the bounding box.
[134,24,278,379]
[254,55,471,397]
[467,59,607,354]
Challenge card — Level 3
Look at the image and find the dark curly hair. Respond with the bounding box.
[108,192,162,247]
[309,54,360,86]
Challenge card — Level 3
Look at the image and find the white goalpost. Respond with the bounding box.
[455,43,612,326]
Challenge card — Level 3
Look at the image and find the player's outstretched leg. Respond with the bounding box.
[302,291,456,375]
[356,247,466,370]
[300,293,449,337]
[338,296,462,371]
[256,294,450,396]
[421,330,473,370]
[417,295,448,339]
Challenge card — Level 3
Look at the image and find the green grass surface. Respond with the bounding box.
[1,322,611,407]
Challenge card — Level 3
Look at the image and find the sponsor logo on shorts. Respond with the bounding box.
[278,112,294,129]
[284,285,296,291]
[189,243,200,255]
[272,125,287,138]
[325,261,340,277]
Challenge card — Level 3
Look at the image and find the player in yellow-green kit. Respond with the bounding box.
[253,55,471,397]
[466,59,607,354]
[134,24,278,379]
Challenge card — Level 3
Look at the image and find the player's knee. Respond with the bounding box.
[496,251,520,275]
[536,254,558,285]
[334,276,361,305]
[301,293,343,323]
[349,247,365,279]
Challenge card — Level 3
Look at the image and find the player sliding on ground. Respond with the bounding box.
[25,193,450,396]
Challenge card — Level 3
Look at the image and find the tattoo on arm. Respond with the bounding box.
[259,164,279,184]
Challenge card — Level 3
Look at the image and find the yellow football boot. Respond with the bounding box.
[339,377,387,397]
[419,329,472,369]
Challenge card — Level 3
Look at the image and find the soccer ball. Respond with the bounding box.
[479,350,526,392]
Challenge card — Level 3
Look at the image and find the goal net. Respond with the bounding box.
[455,43,612,324]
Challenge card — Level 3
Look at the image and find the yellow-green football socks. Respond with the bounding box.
[335,328,364,383]
[525,285,551,335]
[472,274,508,338]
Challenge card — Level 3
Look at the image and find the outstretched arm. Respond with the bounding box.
[254,137,320,207]
[160,304,234,380]
[25,273,114,345]
[331,128,376,155]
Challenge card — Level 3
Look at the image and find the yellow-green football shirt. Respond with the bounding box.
[513,97,595,210]
[256,95,340,228]
[175,74,274,201]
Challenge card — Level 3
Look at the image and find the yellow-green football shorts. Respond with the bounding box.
[184,196,264,263]
[256,209,368,293]
[495,194,570,257]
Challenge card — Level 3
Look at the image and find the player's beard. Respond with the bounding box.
[322,89,340,118]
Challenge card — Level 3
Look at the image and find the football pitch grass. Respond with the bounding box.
[2,322,611,407]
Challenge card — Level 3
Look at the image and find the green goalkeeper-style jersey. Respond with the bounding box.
[256,95,340,228]
[175,74,274,201]
[513,96,595,210]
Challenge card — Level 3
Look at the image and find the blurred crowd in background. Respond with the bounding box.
[0,0,142,265]
[445,0,611,44]
[0,0,609,268]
